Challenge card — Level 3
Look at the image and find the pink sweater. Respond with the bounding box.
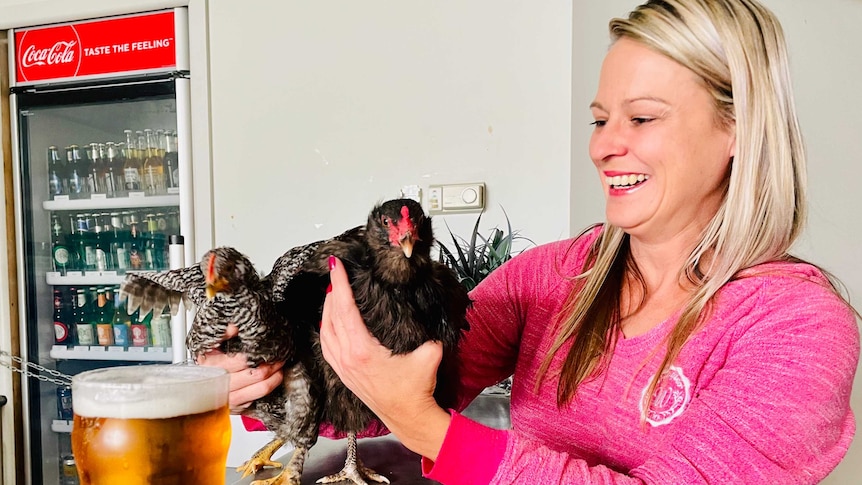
[424,230,860,484]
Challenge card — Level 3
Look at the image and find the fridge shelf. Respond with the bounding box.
[46,271,159,286]
[42,194,180,212]
[51,420,72,434]
[50,345,173,362]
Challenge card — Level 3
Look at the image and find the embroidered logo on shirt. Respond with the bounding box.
[639,365,691,426]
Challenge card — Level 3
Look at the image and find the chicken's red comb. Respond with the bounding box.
[399,205,415,232]
[206,253,217,282]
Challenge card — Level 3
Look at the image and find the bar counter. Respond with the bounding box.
[226,393,511,485]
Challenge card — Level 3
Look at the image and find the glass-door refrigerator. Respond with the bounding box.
[8,9,195,484]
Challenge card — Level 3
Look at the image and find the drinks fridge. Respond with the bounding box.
[8,9,195,484]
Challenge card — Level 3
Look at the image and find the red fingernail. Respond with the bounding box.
[328,255,336,270]
[325,283,332,294]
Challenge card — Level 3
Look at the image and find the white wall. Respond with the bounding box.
[571,2,862,483]
[204,0,573,266]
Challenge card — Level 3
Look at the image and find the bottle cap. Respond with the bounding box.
[169,234,184,245]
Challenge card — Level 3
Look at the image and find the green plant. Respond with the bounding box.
[436,209,532,291]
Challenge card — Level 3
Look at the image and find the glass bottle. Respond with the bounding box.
[163,130,180,192]
[47,145,67,198]
[73,288,95,346]
[111,290,129,347]
[150,312,172,348]
[142,129,166,195]
[109,212,129,272]
[66,145,87,198]
[86,143,105,196]
[129,309,150,348]
[122,130,142,192]
[156,129,166,158]
[128,214,143,270]
[166,209,181,235]
[94,288,113,346]
[104,286,116,317]
[53,289,74,346]
[77,215,96,272]
[164,130,180,194]
[101,142,121,198]
[135,130,147,176]
[142,213,162,270]
[50,214,71,275]
[66,214,81,271]
[92,217,112,272]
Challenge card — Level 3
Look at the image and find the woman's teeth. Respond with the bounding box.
[606,174,649,189]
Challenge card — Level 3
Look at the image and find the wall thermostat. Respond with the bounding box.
[427,183,485,214]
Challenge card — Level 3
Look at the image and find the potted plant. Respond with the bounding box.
[436,208,531,291]
[436,209,532,396]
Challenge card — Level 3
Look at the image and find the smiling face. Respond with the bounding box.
[589,38,735,245]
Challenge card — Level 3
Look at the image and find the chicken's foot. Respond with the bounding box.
[249,445,310,485]
[316,432,390,485]
[238,437,285,478]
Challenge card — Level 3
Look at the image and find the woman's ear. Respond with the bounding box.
[727,123,736,159]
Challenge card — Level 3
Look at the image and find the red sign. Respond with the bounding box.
[15,11,177,84]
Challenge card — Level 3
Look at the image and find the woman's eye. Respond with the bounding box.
[632,117,654,125]
[590,120,607,127]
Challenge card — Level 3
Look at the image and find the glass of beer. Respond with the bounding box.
[71,364,231,485]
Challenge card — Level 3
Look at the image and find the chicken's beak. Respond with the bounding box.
[205,283,216,300]
[400,233,414,258]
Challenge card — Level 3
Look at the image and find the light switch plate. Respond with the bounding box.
[428,183,485,214]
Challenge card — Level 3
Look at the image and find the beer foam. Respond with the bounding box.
[72,365,229,419]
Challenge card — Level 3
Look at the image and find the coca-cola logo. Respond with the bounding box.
[17,25,82,81]
[21,41,78,67]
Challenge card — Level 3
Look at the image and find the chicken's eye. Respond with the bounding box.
[381,217,390,227]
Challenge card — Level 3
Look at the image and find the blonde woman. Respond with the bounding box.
[319,0,860,483]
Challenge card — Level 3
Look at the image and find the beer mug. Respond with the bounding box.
[71,364,231,485]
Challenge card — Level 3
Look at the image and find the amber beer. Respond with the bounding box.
[71,365,231,485]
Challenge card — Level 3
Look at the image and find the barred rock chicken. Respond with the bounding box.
[118,242,332,485]
[275,198,472,485]
[120,246,298,364]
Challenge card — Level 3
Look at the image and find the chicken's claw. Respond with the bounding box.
[315,464,390,485]
[315,433,389,485]
[238,438,286,478]
[238,457,282,478]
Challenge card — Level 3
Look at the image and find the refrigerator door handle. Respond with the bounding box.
[175,76,194,364]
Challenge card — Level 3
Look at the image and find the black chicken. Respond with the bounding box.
[278,198,472,485]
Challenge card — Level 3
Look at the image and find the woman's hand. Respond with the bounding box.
[196,324,285,414]
[319,256,451,460]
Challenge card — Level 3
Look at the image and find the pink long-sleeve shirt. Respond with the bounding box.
[424,229,860,484]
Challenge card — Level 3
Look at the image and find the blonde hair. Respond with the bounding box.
[539,0,807,411]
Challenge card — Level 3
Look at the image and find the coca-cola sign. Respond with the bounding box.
[15,11,178,85]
